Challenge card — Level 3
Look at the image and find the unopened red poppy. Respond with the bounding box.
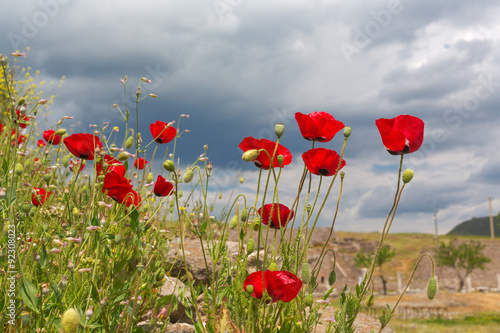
[134,157,148,170]
[154,175,174,197]
[43,130,62,145]
[295,112,344,142]
[239,137,292,170]
[32,187,51,206]
[150,121,177,144]
[15,110,29,129]
[63,133,102,160]
[258,203,294,229]
[37,140,46,148]
[375,115,424,155]
[302,148,346,176]
[96,154,125,176]
[243,270,302,302]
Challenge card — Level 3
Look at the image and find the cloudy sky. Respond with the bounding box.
[1,0,500,234]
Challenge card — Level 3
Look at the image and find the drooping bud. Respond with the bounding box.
[239,176,244,184]
[125,136,134,149]
[343,126,352,138]
[17,98,26,106]
[62,156,69,168]
[328,270,336,286]
[275,123,285,138]
[403,169,414,184]
[229,215,239,229]
[240,208,248,222]
[247,238,255,255]
[55,128,67,136]
[242,149,259,162]
[163,160,175,172]
[367,294,375,307]
[61,308,81,333]
[301,263,311,284]
[427,277,437,300]
[183,169,194,183]
[147,172,153,183]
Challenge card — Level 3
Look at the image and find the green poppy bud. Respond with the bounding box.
[367,294,375,307]
[147,172,153,183]
[55,128,67,136]
[72,207,81,217]
[403,169,414,184]
[17,98,26,106]
[20,202,32,214]
[239,176,244,184]
[246,285,254,295]
[62,155,69,168]
[247,238,255,255]
[61,308,81,333]
[163,160,175,172]
[268,262,278,271]
[183,169,194,183]
[125,136,134,149]
[240,208,248,222]
[43,174,52,183]
[344,126,352,138]
[136,263,144,273]
[114,234,122,244]
[229,215,239,229]
[242,149,259,162]
[275,123,285,138]
[15,163,24,176]
[301,263,311,284]
[117,152,129,161]
[328,270,336,286]
[304,294,314,307]
[277,155,284,166]
[427,277,437,300]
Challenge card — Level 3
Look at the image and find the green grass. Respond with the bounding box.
[390,313,500,333]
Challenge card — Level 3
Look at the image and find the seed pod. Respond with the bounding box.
[62,155,69,168]
[275,123,285,138]
[125,136,134,149]
[427,277,437,300]
[301,263,311,284]
[183,169,194,183]
[403,169,414,184]
[147,172,153,183]
[61,308,81,333]
[15,163,24,176]
[163,160,175,172]
[247,238,255,255]
[304,294,314,307]
[229,215,239,229]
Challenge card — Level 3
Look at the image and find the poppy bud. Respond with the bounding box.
[403,169,414,184]
[0,56,6,66]
[136,263,144,273]
[242,149,259,162]
[328,270,336,285]
[18,98,26,106]
[125,136,134,149]
[268,262,278,271]
[155,267,165,281]
[147,172,153,183]
[15,163,24,176]
[275,123,285,138]
[114,234,122,244]
[42,224,49,232]
[247,238,255,255]
[277,155,284,166]
[117,152,129,161]
[304,294,314,307]
[218,193,222,200]
[20,311,30,325]
[240,177,244,184]
[183,169,194,183]
[162,160,175,172]
[240,208,248,222]
[301,263,311,284]
[246,285,254,295]
[20,202,32,214]
[340,172,345,180]
[43,174,52,183]
[62,155,69,168]
[72,207,81,217]
[427,277,437,300]
[229,215,239,229]
[61,308,81,333]
[343,126,352,138]
[85,306,93,320]
[55,128,67,136]
[367,294,375,307]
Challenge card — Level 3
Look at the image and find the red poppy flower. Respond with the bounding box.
[15,110,30,129]
[150,121,177,144]
[154,175,175,197]
[375,115,424,155]
[69,159,85,172]
[0,123,3,134]
[43,130,62,145]
[134,157,148,170]
[302,148,346,176]
[295,112,344,142]
[11,130,26,146]
[63,133,102,160]
[96,154,125,177]
[239,137,292,170]
[243,270,302,302]
[37,140,46,148]
[32,187,51,206]
[103,171,141,207]
[258,203,294,229]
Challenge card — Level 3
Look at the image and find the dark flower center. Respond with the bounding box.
[318,168,330,176]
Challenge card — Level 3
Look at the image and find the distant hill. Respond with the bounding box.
[447,216,500,236]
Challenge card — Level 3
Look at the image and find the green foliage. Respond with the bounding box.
[434,239,491,291]
[447,216,500,236]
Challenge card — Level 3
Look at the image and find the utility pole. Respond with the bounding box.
[489,197,495,240]
[434,206,439,247]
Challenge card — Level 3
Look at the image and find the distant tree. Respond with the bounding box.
[434,239,491,292]
[354,245,396,295]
